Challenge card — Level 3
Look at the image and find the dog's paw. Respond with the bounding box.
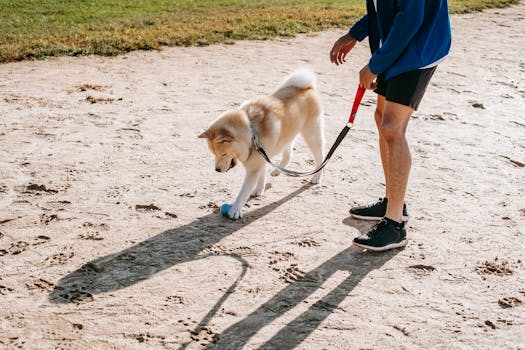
[310,172,322,184]
[228,205,243,220]
[251,187,265,197]
[270,169,281,177]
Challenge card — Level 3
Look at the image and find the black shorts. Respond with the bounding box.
[374,67,437,110]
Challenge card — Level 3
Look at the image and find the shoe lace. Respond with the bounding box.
[366,218,388,238]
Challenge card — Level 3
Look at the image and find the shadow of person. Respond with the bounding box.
[206,246,400,350]
[49,183,314,304]
[342,215,376,234]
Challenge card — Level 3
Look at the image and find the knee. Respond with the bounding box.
[379,121,405,143]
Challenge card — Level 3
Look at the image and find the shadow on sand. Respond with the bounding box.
[49,184,314,304]
[50,185,399,349]
[206,226,398,349]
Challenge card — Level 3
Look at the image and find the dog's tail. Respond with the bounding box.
[277,69,316,91]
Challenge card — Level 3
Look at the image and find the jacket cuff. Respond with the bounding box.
[348,15,368,42]
[368,56,383,75]
[349,26,367,42]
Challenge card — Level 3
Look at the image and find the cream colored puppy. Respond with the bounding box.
[199,70,324,219]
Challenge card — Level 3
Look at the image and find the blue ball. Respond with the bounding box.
[220,203,232,217]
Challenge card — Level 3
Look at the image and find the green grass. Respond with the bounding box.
[0,0,519,63]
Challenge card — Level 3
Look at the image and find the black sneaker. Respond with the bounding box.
[349,197,409,222]
[352,217,408,252]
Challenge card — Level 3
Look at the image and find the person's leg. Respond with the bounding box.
[374,95,388,199]
[379,100,414,223]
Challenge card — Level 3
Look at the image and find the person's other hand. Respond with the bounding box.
[359,64,378,90]
[330,33,357,65]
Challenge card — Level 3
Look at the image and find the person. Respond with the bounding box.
[329,0,452,252]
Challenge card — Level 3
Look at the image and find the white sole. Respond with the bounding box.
[353,239,408,252]
[350,213,410,222]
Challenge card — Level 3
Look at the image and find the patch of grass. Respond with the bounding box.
[0,0,519,63]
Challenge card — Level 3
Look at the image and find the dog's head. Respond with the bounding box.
[199,110,251,173]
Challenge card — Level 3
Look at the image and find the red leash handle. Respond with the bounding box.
[348,86,366,125]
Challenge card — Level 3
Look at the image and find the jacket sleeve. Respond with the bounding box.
[348,15,368,41]
[368,0,425,74]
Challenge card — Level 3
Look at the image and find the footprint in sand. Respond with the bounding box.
[407,264,436,277]
[469,101,485,109]
[85,95,120,104]
[78,222,108,241]
[296,238,320,247]
[165,295,185,305]
[46,247,74,266]
[0,241,29,256]
[188,327,219,346]
[476,259,514,276]
[126,332,167,345]
[106,185,129,199]
[135,203,161,212]
[26,278,55,292]
[268,251,294,267]
[280,263,307,283]
[198,201,219,211]
[117,127,143,140]
[0,284,14,295]
[498,296,522,308]
[71,84,108,93]
[40,213,59,225]
[18,183,59,195]
[41,200,71,212]
[4,337,25,349]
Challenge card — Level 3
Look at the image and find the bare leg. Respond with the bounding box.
[374,95,389,199]
[379,100,413,222]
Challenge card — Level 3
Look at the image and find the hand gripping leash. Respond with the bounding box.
[253,86,366,177]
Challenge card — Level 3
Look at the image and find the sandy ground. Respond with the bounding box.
[1,3,524,350]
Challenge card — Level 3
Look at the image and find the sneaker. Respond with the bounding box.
[352,217,408,252]
[349,197,409,222]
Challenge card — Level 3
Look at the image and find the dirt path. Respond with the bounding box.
[0,3,524,349]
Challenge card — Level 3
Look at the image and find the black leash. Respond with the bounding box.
[252,86,366,177]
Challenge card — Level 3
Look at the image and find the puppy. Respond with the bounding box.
[199,69,324,219]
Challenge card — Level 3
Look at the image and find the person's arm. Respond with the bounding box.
[330,15,368,66]
[368,1,425,74]
[349,14,369,42]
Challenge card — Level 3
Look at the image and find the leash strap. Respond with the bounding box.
[253,86,366,177]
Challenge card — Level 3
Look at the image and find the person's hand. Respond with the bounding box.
[330,33,357,65]
[359,64,378,90]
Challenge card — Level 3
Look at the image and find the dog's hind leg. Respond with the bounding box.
[252,166,267,197]
[301,116,325,184]
[271,143,294,177]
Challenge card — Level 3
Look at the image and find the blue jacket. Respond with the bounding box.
[349,0,452,80]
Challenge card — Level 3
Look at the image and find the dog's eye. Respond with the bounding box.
[221,154,227,157]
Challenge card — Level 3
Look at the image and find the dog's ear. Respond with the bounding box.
[214,131,233,143]
[198,130,209,139]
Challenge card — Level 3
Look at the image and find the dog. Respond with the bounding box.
[199,69,325,219]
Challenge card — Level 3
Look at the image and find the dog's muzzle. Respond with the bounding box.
[215,159,237,172]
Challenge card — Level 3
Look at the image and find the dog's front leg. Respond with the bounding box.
[228,168,262,219]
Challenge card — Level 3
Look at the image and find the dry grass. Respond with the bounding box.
[0,0,519,63]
